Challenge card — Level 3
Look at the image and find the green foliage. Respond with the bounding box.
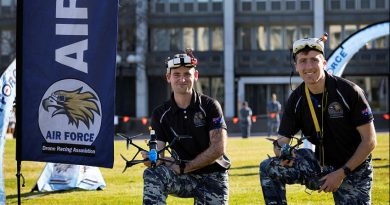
[4,133,389,205]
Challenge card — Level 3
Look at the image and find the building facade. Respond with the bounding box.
[1,0,389,131]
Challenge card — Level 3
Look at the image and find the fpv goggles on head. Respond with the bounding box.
[292,33,328,58]
[166,48,198,72]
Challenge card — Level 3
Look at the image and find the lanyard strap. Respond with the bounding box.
[305,85,325,166]
[305,85,321,132]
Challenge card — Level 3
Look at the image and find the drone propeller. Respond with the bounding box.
[117,133,143,149]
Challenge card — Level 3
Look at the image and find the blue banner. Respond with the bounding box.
[19,1,117,168]
[0,60,16,203]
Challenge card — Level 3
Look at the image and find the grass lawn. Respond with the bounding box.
[3,132,389,205]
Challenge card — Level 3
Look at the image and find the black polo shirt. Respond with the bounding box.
[151,90,228,174]
[279,72,374,168]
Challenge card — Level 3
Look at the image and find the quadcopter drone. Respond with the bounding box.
[118,127,191,173]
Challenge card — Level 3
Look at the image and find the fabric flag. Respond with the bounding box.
[18,1,118,168]
[33,163,106,192]
[0,59,16,204]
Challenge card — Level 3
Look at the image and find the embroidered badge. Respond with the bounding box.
[193,112,206,127]
[328,102,344,118]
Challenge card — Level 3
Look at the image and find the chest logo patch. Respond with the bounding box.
[193,112,206,127]
[328,102,344,118]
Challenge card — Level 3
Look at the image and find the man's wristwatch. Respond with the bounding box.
[179,162,186,175]
[342,165,352,176]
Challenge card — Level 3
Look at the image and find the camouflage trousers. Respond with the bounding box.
[259,148,373,205]
[143,165,229,205]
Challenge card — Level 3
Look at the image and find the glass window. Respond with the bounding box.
[155,2,166,13]
[152,29,169,51]
[329,25,342,49]
[170,28,182,51]
[183,28,195,50]
[373,36,388,48]
[271,1,281,10]
[211,0,222,12]
[345,0,355,9]
[242,1,252,11]
[344,24,357,40]
[241,27,252,50]
[211,27,223,51]
[286,26,298,49]
[197,27,209,51]
[1,0,12,6]
[286,1,296,10]
[1,30,13,55]
[169,3,180,12]
[361,0,370,9]
[198,2,208,12]
[256,26,267,50]
[330,0,341,10]
[300,26,311,38]
[375,0,385,8]
[270,26,282,50]
[300,0,311,10]
[256,1,267,11]
[195,77,224,106]
[184,3,194,12]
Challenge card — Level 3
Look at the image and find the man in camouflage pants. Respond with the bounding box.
[260,148,373,204]
[142,50,230,205]
[259,35,376,205]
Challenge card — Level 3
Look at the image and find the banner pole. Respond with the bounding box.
[16,161,21,205]
[16,0,24,204]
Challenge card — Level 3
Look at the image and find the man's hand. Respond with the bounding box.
[318,168,345,193]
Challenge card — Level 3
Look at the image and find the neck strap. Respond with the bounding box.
[305,85,326,166]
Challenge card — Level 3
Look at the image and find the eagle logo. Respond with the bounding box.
[42,87,101,129]
[328,102,344,118]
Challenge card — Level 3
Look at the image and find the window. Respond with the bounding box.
[361,0,370,9]
[375,0,386,9]
[198,0,209,12]
[270,26,282,50]
[170,28,182,51]
[373,36,388,48]
[212,0,223,12]
[330,0,341,10]
[184,3,194,12]
[197,27,209,51]
[300,26,311,38]
[256,0,267,11]
[152,29,169,51]
[286,1,296,10]
[155,2,166,13]
[183,28,195,50]
[240,27,252,50]
[271,1,281,10]
[195,77,224,106]
[344,24,357,40]
[346,0,355,9]
[329,25,342,49]
[256,26,267,50]
[286,27,298,49]
[169,3,180,12]
[1,30,13,55]
[300,0,311,10]
[242,1,252,11]
[211,27,223,51]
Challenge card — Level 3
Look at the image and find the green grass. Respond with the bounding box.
[3,133,389,205]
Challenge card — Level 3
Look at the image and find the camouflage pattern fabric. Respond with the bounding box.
[259,148,372,205]
[143,165,229,205]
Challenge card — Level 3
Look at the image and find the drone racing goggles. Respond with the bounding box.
[166,53,198,73]
[292,33,328,58]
